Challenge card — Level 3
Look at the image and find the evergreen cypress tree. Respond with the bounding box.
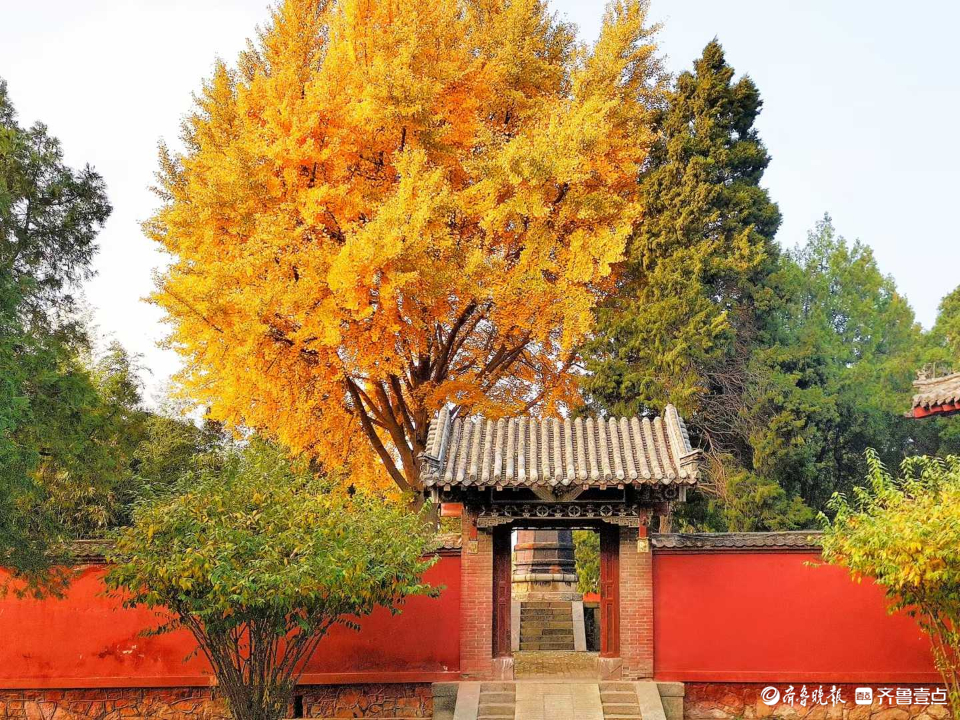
[585,40,780,426]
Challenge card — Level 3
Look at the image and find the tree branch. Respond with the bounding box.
[345,378,410,491]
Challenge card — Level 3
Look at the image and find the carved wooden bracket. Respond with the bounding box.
[474,503,654,529]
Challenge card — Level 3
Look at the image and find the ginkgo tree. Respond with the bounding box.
[148,0,664,491]
[821,452,960,716]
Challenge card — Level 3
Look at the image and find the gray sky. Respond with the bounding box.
[2,1,958,403]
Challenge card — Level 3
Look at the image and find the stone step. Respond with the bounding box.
[480,692,515,704]
[520,639,575,647]
[521,605,570,610]
[521,603,571,609]
[603,715,643,720]
[520,610,572,618]
[520,620,573,632]
[600,682,636,692]
[519,618,573,627]
[520,601,570,608]
[480,682,516,693]
[520,636,575,645]
[603,703,643,715]
[600,691,638,703]
[518,641,575,651]
[478,703,515,716]
[520,628,575,637]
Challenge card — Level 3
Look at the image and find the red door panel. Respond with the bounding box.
[600,525,620,658]
[492,526,512,658]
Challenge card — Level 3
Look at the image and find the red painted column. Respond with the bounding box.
[619,525,654,679]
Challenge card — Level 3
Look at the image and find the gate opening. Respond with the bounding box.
[504,525,617,679]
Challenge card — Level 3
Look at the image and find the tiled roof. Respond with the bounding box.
[912,372,960,416]
[67,539,112,565]
[652,531,823,550]
[431,533,463,551]
[420,405,703,489]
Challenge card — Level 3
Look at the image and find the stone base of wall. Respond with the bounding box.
[0,683,433,719]
[684,683,951,720]
[302,684,432,718]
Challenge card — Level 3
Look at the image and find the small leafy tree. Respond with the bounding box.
[821,452,960,715]
[107,441,437,720]
[573,530,600,595]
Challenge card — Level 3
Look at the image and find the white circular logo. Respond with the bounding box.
[761,687,781,706]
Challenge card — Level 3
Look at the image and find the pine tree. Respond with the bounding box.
[585,40,780,426]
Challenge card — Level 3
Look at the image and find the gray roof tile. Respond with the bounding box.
[652,531,823,550]
[912,371,960,412]
[421,405,703,489]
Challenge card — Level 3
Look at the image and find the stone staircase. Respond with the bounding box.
[599,682,642,719]
[477,682,516,719]
[442,679,679,720]
[518,601,575,651]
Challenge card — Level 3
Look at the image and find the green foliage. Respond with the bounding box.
[583,40,960,530]
[748,217,932,509]
[0,78,111,588]
[573,530,600,595]
[585,39,781,416]
[822,452,960,715]
[39,343,149,535]
[107,441,438,720]
[122,409,229,519]
[675,462,813,533]
[12,340,225,540]
[926,285,960,369]
[716,465,813,532]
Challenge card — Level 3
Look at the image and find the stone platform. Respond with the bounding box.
[513,651,599,679]
[447,680,669,720]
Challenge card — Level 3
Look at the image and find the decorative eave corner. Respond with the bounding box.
[663,403,704,486]
[677,448,705,484]
[909,368,960,419]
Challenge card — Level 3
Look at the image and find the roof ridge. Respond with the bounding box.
[420,407,704,490]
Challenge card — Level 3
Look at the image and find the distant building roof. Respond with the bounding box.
[910,371,960,418]
[420,405,703,490]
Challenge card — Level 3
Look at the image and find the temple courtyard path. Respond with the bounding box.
[513,681,604,720]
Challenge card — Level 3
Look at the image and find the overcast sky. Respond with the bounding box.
[2,1,958,403]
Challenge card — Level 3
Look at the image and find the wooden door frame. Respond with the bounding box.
[599,523,621,658]
[492,525,512,658]
[490,522,621,663]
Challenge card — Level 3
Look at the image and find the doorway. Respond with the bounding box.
[494,523,619,679]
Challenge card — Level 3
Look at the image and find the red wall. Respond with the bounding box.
[653,550,939,683]
[0,554,460,689]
